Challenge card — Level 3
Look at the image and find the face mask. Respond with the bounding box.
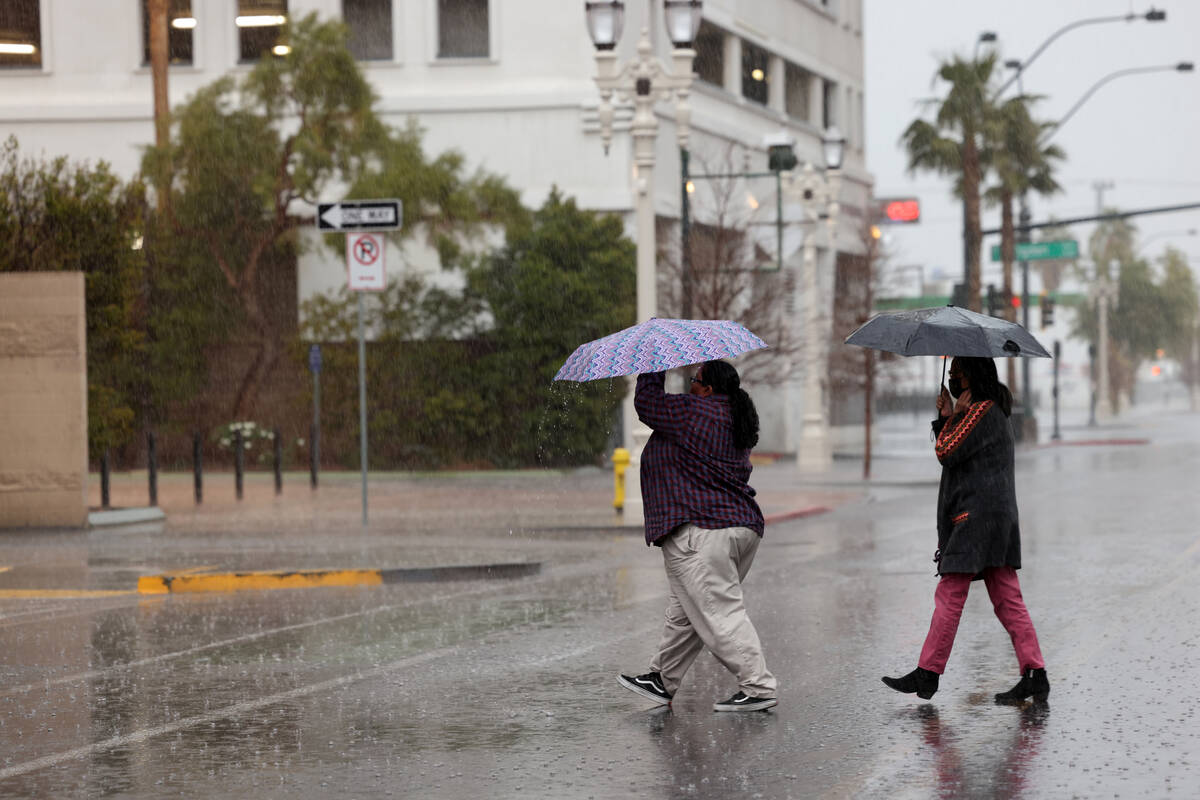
[947,377,964,398]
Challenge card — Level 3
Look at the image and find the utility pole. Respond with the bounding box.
[148,0,169,210]
[1018,196,1032,430]
[1092,180,1116,421]
[1093,180,1114,216]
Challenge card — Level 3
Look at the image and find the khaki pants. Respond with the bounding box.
[649,524,778,698]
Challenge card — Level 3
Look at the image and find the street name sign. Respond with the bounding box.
[318,199,402,231]
[990,239,1079,262]
[346,232,387,291]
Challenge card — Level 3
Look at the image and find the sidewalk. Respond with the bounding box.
[4,406,1177,596]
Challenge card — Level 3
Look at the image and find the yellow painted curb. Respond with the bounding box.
[0,589,136,599]
[137,569,384,595]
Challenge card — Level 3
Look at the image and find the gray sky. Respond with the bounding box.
[864,0,1200,292]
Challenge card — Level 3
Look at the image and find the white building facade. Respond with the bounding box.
[0,0,872,455]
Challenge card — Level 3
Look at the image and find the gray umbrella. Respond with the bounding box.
[844,305,1052,359]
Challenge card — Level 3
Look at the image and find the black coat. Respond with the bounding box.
[930,400,1021,577]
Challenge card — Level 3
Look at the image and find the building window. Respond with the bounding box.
[784,63,810,122]
[142,1,195,66]
[0,0,41,69]
[437,0,488,59]
[693,21,723,87]
[741,40,768,106]
[822,79,837,128]
[344,0,392,61]
[238,0,288,63]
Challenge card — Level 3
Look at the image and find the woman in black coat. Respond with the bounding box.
[882,356,1049,703]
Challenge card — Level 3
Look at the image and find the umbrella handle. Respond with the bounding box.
[940,356,946,388]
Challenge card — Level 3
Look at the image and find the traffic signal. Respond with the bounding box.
[1041,294,1055,328]
[874,197,921,224]
[951,283,967,307]
[987,284,999,315]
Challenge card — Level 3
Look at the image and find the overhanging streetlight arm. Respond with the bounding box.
[1043,64,1190,143]
[993,12,1148,99]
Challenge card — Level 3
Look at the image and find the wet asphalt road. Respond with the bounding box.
[2,412,1199,798]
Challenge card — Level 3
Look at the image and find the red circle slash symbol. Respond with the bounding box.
[354,236,380,265]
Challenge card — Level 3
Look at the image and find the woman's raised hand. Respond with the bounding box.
[937,386,952,417]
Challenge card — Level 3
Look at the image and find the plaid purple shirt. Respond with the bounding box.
[634,372,765,546]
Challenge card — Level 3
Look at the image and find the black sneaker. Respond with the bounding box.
[618,671,673,706]
[713,691,777,712]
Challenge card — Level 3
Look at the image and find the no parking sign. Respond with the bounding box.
[346,232,386,291]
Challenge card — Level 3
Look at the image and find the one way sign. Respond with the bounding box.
[317,199,402,231]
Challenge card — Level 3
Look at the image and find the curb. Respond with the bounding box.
[765,506,832,525]
[1033,438,1150,448]
[520,505,834,536]
[89,507,166,527]
[137,562,542,594]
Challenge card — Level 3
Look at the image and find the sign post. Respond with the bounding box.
[319,199,401,527]
[308,344,321,489]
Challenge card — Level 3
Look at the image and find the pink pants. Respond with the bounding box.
[918,566,1045,675]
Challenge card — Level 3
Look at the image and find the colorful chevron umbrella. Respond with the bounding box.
[553,318,769,382]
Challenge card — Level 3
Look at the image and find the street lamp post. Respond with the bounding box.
[783,127,845,472]
[586,0,700,520]
[1046,62,1194,139]
[975,31,997,60]
[1090,272,1119,421]
[992,8,1168,101]
[1135,228,1197,256]
[1000,54,1192,428]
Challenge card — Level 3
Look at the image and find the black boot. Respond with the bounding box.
[995,667,1050,703]
[882,667,939,700]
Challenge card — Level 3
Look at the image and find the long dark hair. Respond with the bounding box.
[956,356,1014,417]
[698,360,759,450]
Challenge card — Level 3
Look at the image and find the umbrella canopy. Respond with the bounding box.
[844,305,1051,359]
[554,318,768,382]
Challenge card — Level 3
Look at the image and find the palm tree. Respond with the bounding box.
[985,95,1064,389]
[902,54,999,312]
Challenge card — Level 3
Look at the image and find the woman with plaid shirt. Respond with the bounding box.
[617,360,778,712]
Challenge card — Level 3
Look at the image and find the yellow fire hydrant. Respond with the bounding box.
[612,447,631,512]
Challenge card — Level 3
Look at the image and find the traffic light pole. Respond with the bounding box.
[1052,340,1062,440]
[1019,195,1033,420]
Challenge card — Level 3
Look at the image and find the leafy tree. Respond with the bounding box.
[983,95,1063,390]
[143,13,525,422]
[298,191,634,468]
[1157,248,1199,404]
[903,54,998,312]
[1072,218,1193,411]
[0,137,145,458]
[467,190,635,466]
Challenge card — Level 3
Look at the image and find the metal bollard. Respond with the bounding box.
[310,421,319,489]
[147,431,158,507]
[273,427,283,495]
[193,431,203,505]
[235,429,244,500]
[612,447,630,512]
[100,449,111,509]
